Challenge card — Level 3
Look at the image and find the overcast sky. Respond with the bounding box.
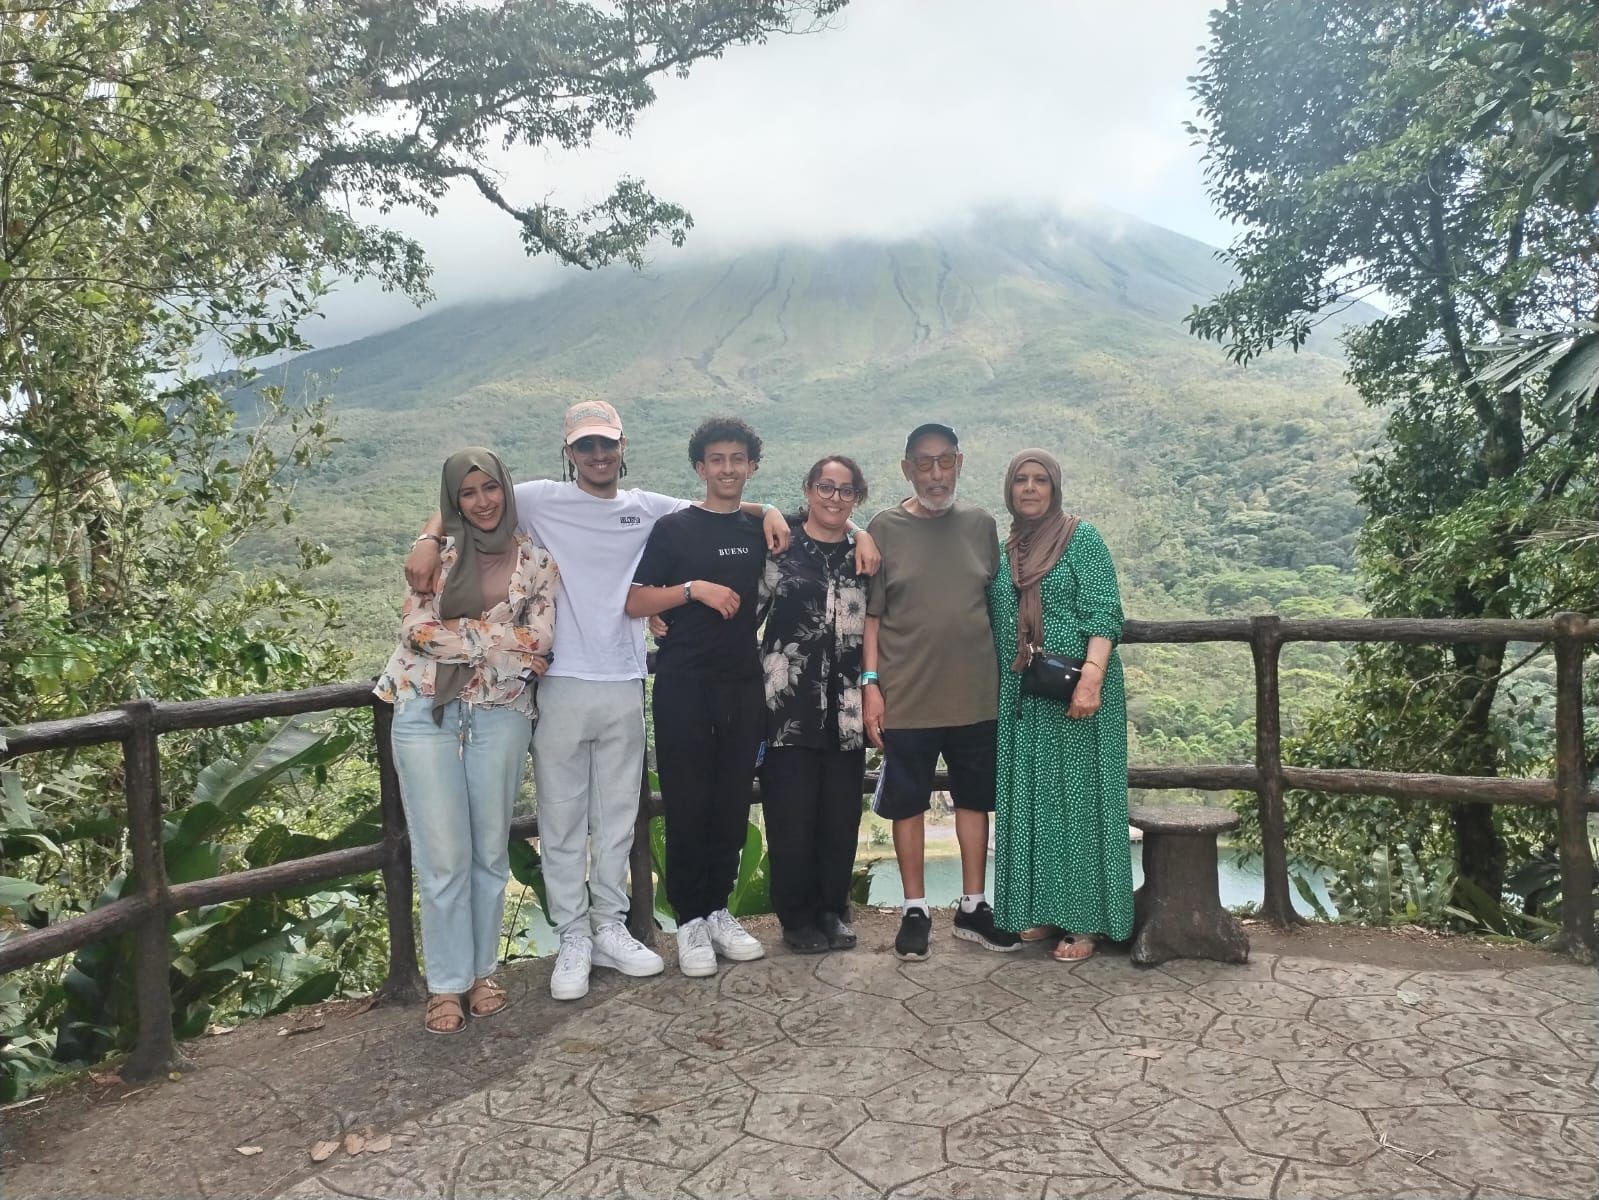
[311,1,1230,349]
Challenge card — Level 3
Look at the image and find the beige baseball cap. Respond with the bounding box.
[563,400,624,444]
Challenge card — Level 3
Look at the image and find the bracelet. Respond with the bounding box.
[1081,660,1106,674]
[760,503,775,515]
[683,581,694,603]
[860,670,879,685]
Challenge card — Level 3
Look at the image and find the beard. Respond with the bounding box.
[917,484,957,513]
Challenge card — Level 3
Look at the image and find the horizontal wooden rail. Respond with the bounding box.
[1123,616,1599,646]
[0,896,151,975]
[166,843,389,911]
[151,682,376,733]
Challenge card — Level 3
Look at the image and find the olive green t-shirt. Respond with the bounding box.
[866,501,1000,729]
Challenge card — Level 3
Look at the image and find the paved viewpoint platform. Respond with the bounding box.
[6,914,1597,1200]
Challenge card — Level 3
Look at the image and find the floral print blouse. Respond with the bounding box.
[759,520,867,751]
[374,534,559,717]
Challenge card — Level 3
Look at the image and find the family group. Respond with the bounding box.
[374,401,1133,1035]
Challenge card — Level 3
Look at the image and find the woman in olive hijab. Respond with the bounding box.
[376,448,560,1033]
[988,449,1132,962]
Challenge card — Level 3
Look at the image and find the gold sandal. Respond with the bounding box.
[1020,925,1063,942]
[1051,933,1098,962]
[467,977,509,1018]
[425,994,465,1035]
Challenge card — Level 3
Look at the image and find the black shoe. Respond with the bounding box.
[952,901,1023,953]
[818,911,857,951]
[894,908,932,961]
[781,925,829,954]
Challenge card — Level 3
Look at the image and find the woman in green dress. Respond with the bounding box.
[989,449,1133,961]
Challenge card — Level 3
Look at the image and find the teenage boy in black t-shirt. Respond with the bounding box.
[626,417,771,977]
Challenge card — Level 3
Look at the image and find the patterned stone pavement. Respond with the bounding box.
[263,934,1596,1200]
[6,917,1595,1200]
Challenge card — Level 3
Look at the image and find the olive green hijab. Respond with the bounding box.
[433,447,519,723]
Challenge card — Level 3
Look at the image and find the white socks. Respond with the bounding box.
[959,893,986,913]
[904,898,929,916]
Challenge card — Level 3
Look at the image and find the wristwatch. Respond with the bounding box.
[683,581,693,603]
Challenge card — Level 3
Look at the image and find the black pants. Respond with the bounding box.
[652,674,765,923]
[760,745,866,932]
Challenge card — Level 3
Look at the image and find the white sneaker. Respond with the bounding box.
[706,908,766,962]
[676,918,717,978]
[550,932,592,1001]
[592,921,665,978]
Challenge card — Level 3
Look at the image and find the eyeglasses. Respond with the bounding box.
[810,480,859,500]
[571,436,619,454]
[911,453,958,474]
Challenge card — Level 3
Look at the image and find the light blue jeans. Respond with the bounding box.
[390,697,531,994]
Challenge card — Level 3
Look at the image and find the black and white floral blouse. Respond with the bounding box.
[759,518,867,751]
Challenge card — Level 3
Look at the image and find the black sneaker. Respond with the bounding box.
[781,925,829,954]
[818,911,858,951]
[952,901,1023,953]
[894,908,932,961]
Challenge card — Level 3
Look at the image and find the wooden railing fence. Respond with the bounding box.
[0,613,1593,1081]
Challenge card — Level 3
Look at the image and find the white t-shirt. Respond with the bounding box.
[515,480,688,681]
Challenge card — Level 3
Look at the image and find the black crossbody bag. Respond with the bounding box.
[1016,517,1085,714]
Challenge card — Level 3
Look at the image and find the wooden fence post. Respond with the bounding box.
[1252,615,1300,927]
[1552,612,1596,963]
[119,700,182,1081]
[628,745,657,947]
[373,701,423,1003]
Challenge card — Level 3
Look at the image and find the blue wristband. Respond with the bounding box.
[860,671,879,685]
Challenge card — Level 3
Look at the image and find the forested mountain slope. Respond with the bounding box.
[253,210,1377,756]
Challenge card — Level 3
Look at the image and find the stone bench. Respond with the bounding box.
[1128,803,1250,966]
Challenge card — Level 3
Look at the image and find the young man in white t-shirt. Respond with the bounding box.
[404,401,794,1000]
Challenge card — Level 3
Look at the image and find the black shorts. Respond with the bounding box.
[873,721,997,820]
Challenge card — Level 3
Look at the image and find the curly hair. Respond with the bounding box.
[803,454,869,504]
[688,416,763,465]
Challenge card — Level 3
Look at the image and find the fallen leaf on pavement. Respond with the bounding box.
[1125,1048,1164,1059]
[282,1017,326,1036]
[89,1071,122,1086]
[1395,989,1422,1006]
[205,1024,234,1036]
[365,1134,392,1153]
[343,1133,366,1156]
[235,1146,263,1157]
[343,995,378,1017]
[309,1140,338,1162]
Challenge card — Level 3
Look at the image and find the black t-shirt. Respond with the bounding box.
[632,505,766,681]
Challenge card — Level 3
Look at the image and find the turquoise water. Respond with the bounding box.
[862,842,1333,916]
[505,836,1333,958]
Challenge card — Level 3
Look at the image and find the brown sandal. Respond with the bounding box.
[467,977,509,1018]
[1051,933,1098,962]
[425,994,465,1035]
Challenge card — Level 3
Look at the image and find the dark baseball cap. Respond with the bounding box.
[904,422,959,456]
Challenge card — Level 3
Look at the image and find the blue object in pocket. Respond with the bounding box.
[754,739,766,770]
[870,762,889,816]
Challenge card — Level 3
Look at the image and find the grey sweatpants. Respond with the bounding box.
[531,676,646,937]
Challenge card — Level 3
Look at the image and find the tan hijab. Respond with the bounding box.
[433,448,519,723]
[1003,449,1077,673]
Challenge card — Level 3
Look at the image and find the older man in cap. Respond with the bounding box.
[862,422,1020,960]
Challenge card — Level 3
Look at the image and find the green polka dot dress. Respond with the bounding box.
[989,522,1134,941]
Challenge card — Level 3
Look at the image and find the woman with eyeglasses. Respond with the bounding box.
[756,455,872,953]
